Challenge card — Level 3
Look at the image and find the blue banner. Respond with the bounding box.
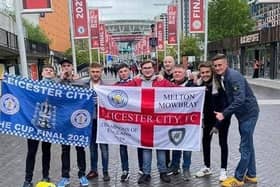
[0,74,96,147]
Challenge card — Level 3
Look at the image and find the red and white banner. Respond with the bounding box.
[104,30,109,54]
[28,63,38,80]
[72,0,89,38]
[189,0,204,33]
[89,9,100,48]
[112,35,143,42]
[157,21,164,50]
[95,86,205,151]
[146,36,150,54]
[99,24,105,53]
[22,0,52,13]
[168,5,177,45]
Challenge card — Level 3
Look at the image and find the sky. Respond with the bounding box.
[88,0,172,21]
[1,0,172,21]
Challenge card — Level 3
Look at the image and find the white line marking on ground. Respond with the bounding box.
[258,100,280,105]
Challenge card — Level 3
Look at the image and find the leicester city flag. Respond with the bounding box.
[0,74,96,147]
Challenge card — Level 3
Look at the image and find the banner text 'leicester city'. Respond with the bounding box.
[0,74,95,147]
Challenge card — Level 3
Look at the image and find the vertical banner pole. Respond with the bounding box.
[68,0,77,73]
[87,8,93,64]
[177,0,181,64]
[15,0,28,77]
[204,0,208,61]
[98,48,100,63]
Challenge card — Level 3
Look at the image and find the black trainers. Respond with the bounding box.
[167,166,180,175]
[41,177,50,182]
[22,181,33,187]
[183,170,192,181]
[120,171,130,182]
[103,172,110,181]
[160,172,171,183]
[138,174,151,184]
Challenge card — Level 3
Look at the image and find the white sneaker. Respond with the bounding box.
[219,168,227,182]
[195,166,212,177]
[138,170,143,175]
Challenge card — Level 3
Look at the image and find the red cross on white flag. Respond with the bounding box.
[95,86,205,151]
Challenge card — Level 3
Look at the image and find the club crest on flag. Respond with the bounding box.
[78,26,85,34]
[0,94,20,115]
[107,90,128,108]
[31,101,56,129]
[168,128,186,146]
[71,109,91,128]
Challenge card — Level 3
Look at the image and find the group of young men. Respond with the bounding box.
[22,53,259,187]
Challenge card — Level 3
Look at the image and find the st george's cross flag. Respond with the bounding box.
[95,86,205,151]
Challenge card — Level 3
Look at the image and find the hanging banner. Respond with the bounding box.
[146,36,150,54]
[104,31,109,54]
[28,63,38,80]
[22,0,52,13]
[108,35,112,55]
[157,21,164,51]
[89,9,100,49]
[95,86,205,151]
[189,0,205,33]
[99,24,105,53]
[72,0,89,38]
[168,5,177,45]
[0,74,95,147]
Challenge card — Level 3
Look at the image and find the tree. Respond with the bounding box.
[23,20,50,44]
[157,51,165,62]
[180,36,202,57]
[166,45,177,59]
[208,0,254,41]
[64,47,103,65]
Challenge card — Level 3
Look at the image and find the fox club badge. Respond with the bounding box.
[32,101,56,129]
[107,90,128,108]
[71,109,91,128]
[169,128,186,146]
[0,94,20,115]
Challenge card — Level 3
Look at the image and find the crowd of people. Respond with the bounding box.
[22,53,259,187]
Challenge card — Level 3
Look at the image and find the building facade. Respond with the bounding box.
[39,0,71,52]
[208,2,280,80]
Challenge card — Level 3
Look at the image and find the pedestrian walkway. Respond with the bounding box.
[1,73,279,187]
[246,77,280,90]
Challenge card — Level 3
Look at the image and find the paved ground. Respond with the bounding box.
[246,76,280,90]
[1,75,280,187]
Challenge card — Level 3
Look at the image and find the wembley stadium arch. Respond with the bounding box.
[103,19,155,64]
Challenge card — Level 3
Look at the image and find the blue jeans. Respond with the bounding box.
[120,145,129,171]
[170,150,181,168]
[170,150,192,171]
[234,115,258,181]
[90,120,109,173]
[142,149,167,174]
[182,151,192,171]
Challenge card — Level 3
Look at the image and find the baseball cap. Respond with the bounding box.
[59,59,73,65]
